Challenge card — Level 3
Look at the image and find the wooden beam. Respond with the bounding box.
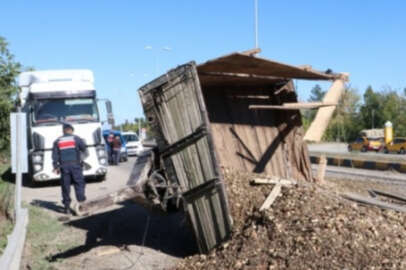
[304,76,348,142]
[250,178,296,187]
[73,152,155,216]
[259,183,282,211]
[316,155,327,183]
[249,102,337,110]
[341,192,406,213]
[371,189,406,203]
[240,48,262,56]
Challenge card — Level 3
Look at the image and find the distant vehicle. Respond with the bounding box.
[18,70,112,182]
[103,130,128,162]
[383,137,406,154]
[122,131,144,156]
[348,137,383,152]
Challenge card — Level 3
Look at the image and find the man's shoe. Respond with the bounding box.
[64,206,72,215]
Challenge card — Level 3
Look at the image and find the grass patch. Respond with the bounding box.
[22,205,80,270]
[0,159,13,255]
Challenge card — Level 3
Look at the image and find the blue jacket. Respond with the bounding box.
[52,134,86,169]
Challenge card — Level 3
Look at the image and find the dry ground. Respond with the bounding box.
[17,158,197,270]
[177,169,406,270]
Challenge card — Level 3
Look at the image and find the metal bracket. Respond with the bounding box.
[160,124,208,158]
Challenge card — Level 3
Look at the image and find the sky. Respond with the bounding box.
[1,1,405,124]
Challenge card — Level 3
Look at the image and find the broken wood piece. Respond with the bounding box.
[251,178,296,187]
[259,183,282,211]
[240,48,262,56]
[371,189,406,203]
[316,155,327,183]
[341,192,406,213]
[249,102,337,110]
[95,246,121,257]
[73,152,156,216]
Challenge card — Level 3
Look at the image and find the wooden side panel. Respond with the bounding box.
[201,81,312,181]
[139,63,232,253]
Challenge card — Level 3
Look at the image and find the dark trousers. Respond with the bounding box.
[60,164,86,207]
[112,149,120,165]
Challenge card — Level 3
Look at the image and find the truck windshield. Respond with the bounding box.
[33,98,99,125]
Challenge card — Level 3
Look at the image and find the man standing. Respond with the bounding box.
[112,135,122,165]
[52,123,87,215]
[107,133,114,164]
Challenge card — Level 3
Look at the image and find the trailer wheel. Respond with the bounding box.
[361,146,367,152]
[400,148,405,155]
[384,147,389,154]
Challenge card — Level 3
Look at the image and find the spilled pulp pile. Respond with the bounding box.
[176,169,406,270]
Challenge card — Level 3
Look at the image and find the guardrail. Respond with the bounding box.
[0,112,29,270]
[309,151,406,173]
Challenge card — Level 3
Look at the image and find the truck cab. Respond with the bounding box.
[18,70,109,181]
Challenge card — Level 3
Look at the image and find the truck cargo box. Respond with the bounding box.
[138,50,347,253]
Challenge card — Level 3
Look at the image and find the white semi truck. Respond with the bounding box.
[18,70,112,182]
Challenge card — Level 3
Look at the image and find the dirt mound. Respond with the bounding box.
[176,169,406,270]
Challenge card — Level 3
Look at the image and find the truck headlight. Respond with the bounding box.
[33,155,43,163]
[97,149,105,157]
[34,164,42,172]
[99,158,107,165]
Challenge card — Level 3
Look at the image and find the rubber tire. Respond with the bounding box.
[361,146,367,152]
[384,147,389,154]
[400,148,405,155]
[97,174,106,182]
[348,145,352,152]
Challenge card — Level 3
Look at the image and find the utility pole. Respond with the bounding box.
[254,0,259,49]
[372,109,375,129]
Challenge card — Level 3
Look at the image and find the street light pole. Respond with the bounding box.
[254,0,259,49]
[144,46,172,76]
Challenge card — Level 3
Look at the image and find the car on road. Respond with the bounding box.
[383,137,406,154]
[348,137,383,152]
[122,131,144,156]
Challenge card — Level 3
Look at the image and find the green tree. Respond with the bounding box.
[0,37,22,151]
[302,84,326,130]
[323,87,361,142]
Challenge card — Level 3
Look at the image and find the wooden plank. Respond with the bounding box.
[371,189,406,203]
[316,155,327,183]
[249,102,337,110]
[139,63,232,254]
[74,153,154,216]
[240,48,262,56]
[304,78,348,142]
[197,53,341,80]
[259,183,282,211]
[250,178,296,186]
[341,192,406,213]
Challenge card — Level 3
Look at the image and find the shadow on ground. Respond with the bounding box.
[31,199,66,213]
[47,201,199,261]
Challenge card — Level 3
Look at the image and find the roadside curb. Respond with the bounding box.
[0,208,29,270]
[310,151,406,173]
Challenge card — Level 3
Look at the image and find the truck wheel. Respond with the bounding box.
[400,148,405,155]
[348,145,352,152]
[361,146,367,152]
[97,174,106,182]
[384,147,389,154]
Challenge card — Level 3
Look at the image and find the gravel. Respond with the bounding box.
[176,168,406,270]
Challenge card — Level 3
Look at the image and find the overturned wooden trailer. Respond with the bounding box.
[77,49,348,253]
